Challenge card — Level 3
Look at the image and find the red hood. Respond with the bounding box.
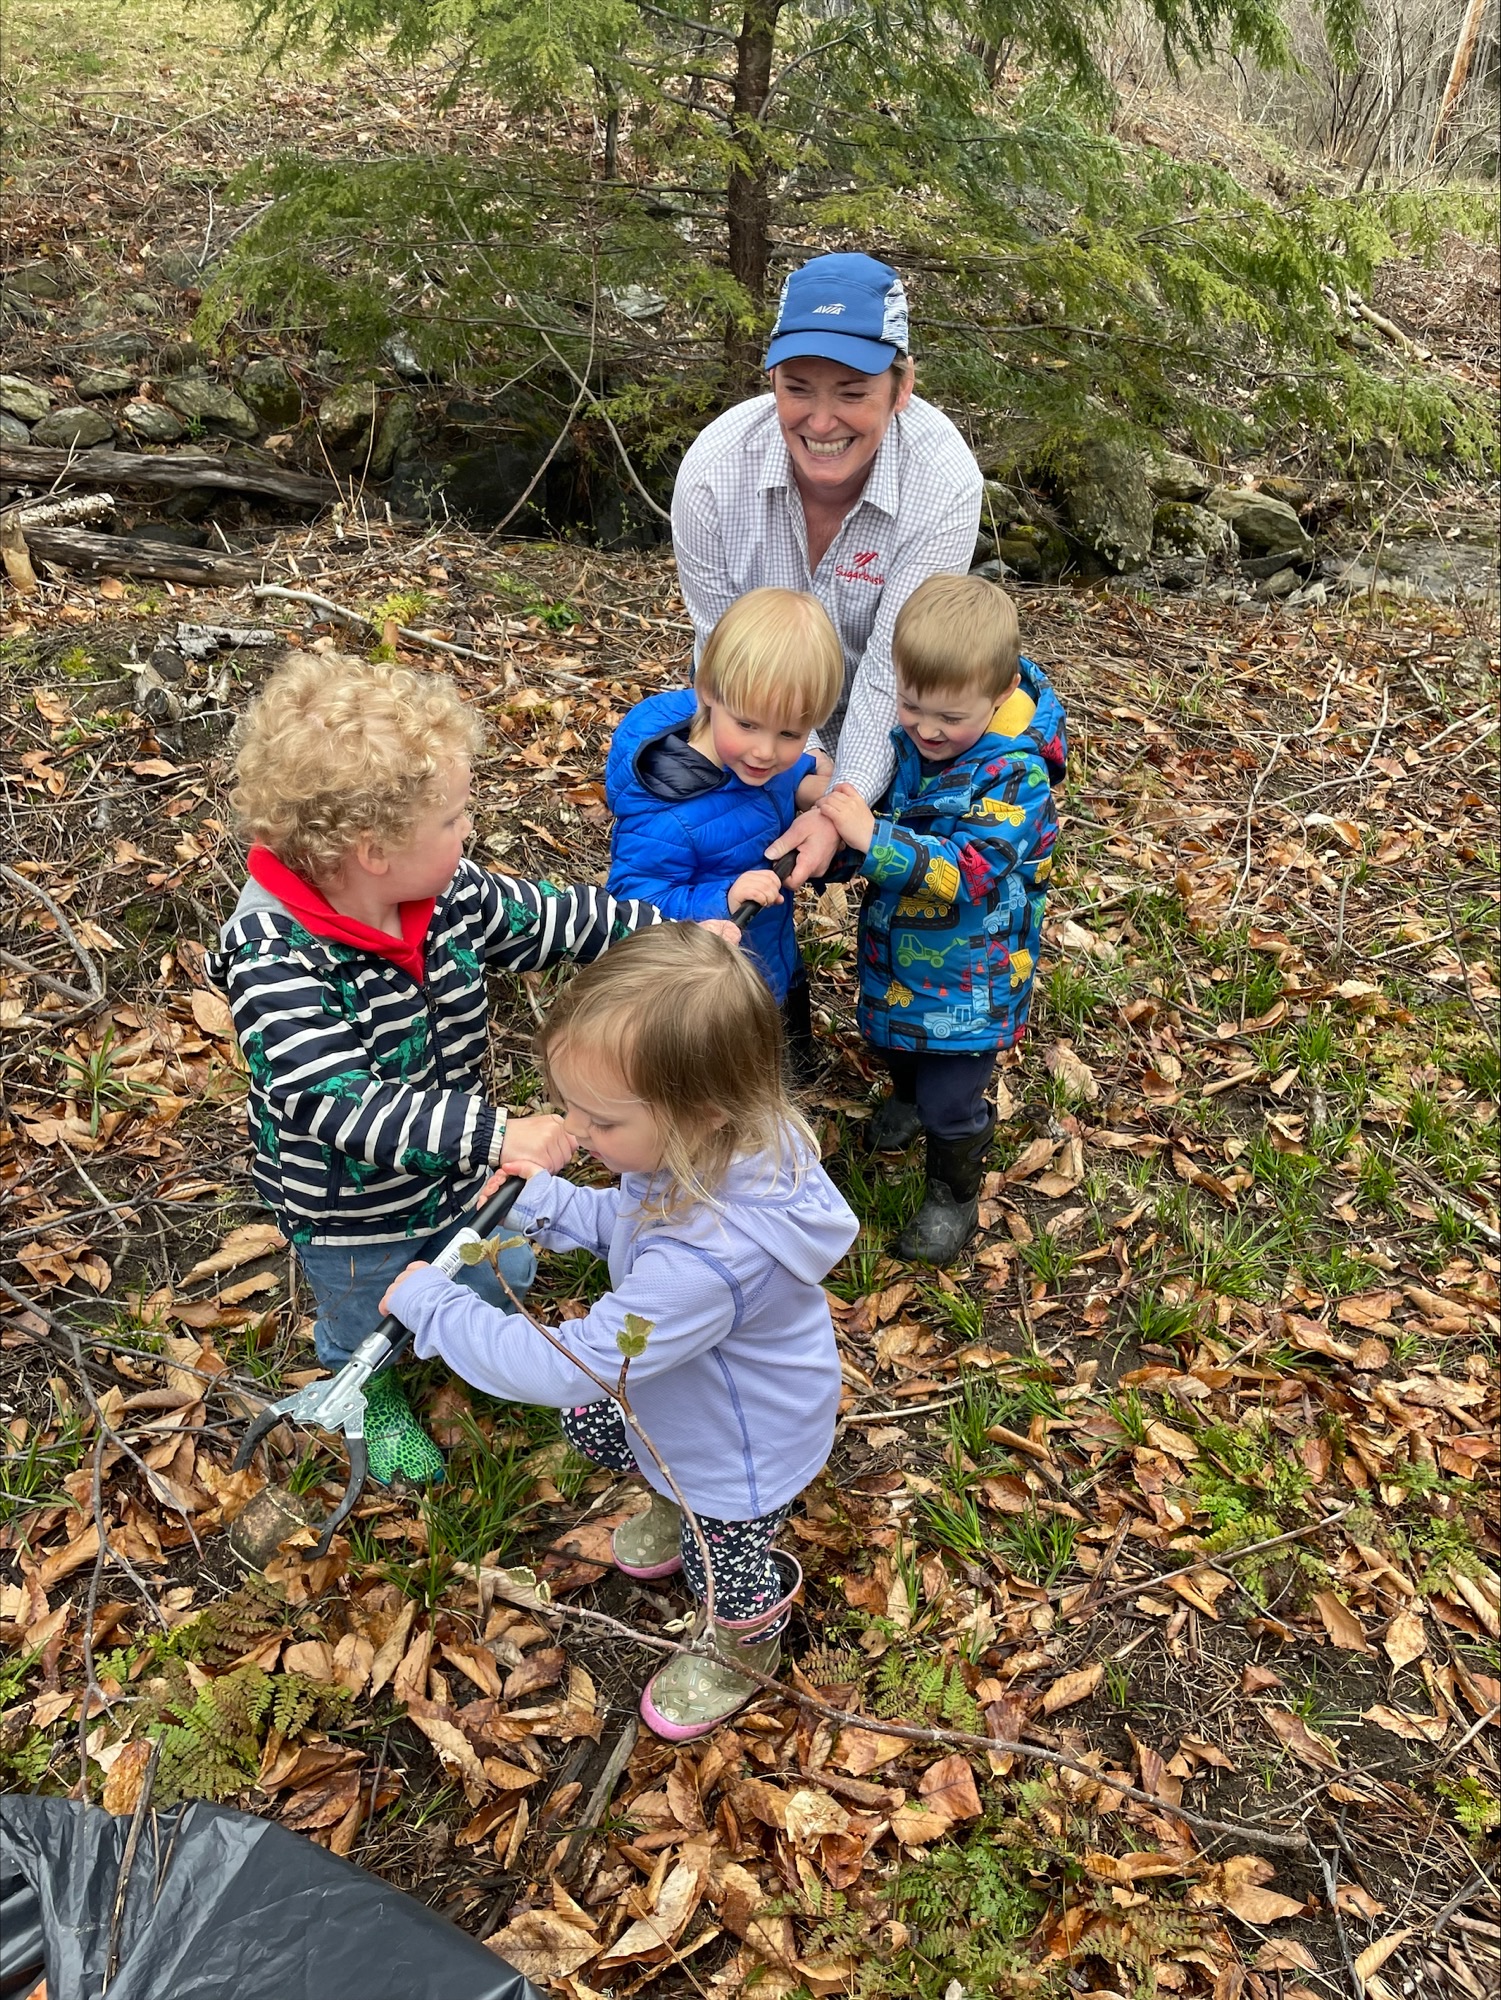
[246,847,433,982]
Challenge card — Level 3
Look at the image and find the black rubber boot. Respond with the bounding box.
[891,1111,996,1265]
[866,1090,922,1151]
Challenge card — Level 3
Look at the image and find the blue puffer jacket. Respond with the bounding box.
[850,658,1067,1054]
[606,688,815,1003]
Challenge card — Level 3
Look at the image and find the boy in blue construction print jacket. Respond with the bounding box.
[818,572,1067,1265]
[207,650,661,1488]
[605,588,843,1064]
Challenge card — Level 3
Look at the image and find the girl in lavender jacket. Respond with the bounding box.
[381,924,858,1740]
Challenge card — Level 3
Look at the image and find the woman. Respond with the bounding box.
[671,252,984,886]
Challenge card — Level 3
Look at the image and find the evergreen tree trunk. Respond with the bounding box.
[725,0,782,389]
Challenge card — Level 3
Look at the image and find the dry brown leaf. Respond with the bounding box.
[784,1788,852,1847]
[1261,1707,1341,1771]
[833,1727,910,1776]
[482,1757,543,1791]
[411,1713,491,1804]
[367,1601,416,1699]
[889,1801,952,1845]
[332,1632,374,1698]
[1045,1041,1100,1102]
[1336,1886,1387,1920]
[1381,1610,1427,1670]
[1225,1883,1308,1924]
[189,989,236,1039]
[36,1524,101,1589]
[180,1222,286,1285]
[1003,1135,1063,1184]
[1042,1663,1104,1714]
[598,1860,704,1965]
[1255,1942,1320,1973]
[486,1910,599,1980]
[1353,1932,1413,1982]
[1361,1704,1446,1744]
[282,1639,334,1683]
[101,1738,154,1817]
[392,1625,433,1707]
[917,1753,982,1822]
[1311,1591,1371,1654]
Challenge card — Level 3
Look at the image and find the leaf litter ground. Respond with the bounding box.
[2,519,1497,2000]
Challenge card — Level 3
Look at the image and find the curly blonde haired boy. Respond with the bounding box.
[208,650,660,1485]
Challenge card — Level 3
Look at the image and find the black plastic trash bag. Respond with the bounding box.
[0,1796,542,2000]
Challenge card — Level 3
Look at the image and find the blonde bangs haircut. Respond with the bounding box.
[696,587,844,732]
[230,651,484,884]
[537,923,817,1216]
[891,572,1021,703]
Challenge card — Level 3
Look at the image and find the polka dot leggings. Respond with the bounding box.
[561,1400,793,1625]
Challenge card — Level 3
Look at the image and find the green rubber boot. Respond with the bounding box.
[362,1368,445,1488]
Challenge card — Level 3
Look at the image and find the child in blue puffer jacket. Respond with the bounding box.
[605,588,843,1064]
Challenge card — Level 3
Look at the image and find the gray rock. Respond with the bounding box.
[1148,451,1210,503]
[382,335,425,380]
[368,392,415,478]
[0,411,30,445]
[1054,438,1154,571]
[239,356,302,429]
[1255,566,1301,600]
[162,377,258,439]
[82,331,154,364]
[5,261,72,300]
[1152,500,1236,558]
[0,374,52,423]
[970,558,1010,583]
[1258,474,1311,507]
[123,399,185,443]
[31,405,115,448]
[1205,486,1313,556]
[318,381,378,449]
[125,292,161,317]
[155,249,204,290]
[75,367,135,399]
[158,339,208,376]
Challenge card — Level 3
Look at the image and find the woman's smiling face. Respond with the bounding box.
[771,356,911,505]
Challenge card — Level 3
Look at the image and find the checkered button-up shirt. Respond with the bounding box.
[671,393,984,802]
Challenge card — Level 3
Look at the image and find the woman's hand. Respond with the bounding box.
[764,805,841,887]
[697,918,744,945]
[378,1261,430,1316]
[817,782,876,853]
[499,1112,573,1179]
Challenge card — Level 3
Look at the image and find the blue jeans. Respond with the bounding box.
[294,1223,537,1370]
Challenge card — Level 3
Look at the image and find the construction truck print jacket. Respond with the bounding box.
[848,659,1066,1055]
[207,859,658,1248]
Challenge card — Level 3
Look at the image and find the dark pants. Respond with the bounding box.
[783,975,816,1077]
[561,1401,792,1623]
[885,1049,996,1140]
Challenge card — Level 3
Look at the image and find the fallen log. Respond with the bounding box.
[0,443,339,507]
[23,525,255,585]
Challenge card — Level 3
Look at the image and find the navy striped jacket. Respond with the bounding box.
[206,860,657,1246]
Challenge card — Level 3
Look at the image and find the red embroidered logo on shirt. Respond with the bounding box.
[835,549,885,585]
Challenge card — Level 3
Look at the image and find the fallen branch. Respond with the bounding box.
[22,525,255,585]
[0,862,106,1021]
[250,584,593,686]
[0,491,116,529]
[0,441,339,506]
[1066,1507,1354,1619]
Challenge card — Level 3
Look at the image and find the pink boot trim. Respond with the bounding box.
[613,1549,684,1581]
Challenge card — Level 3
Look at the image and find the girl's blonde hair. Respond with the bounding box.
[696,587,844,732]
[536,924,817,1213]
[230,651,484,885]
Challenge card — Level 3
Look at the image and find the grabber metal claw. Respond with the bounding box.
[233,1175,526,1558]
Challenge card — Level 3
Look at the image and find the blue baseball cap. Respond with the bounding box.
[764,253,910,374]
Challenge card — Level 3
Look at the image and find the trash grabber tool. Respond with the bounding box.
[728,850,796,930]
[233,1174,526,1557]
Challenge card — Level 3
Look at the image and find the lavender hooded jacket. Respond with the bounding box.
[389,1143,859,1520]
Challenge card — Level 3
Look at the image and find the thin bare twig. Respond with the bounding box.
[0,860,106,1017]
[1066,1506,1354,1619]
